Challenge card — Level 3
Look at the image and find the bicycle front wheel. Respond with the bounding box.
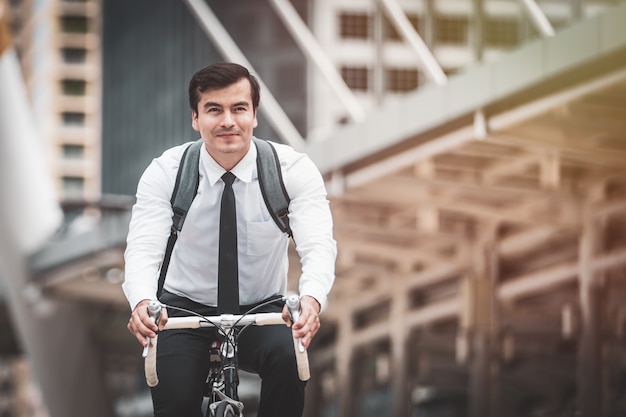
[214,402,238,417]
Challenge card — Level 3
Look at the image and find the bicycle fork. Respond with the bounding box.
[206,336,244,416]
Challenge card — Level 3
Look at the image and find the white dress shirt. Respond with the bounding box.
[123,138,337,312]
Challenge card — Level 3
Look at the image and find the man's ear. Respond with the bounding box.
[191,111,199,131]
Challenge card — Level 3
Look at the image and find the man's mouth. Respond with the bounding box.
[217,132,239,138]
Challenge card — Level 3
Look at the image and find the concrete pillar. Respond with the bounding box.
[390,277,409,416]
[471,0,485,63]
[336,310,354,417]
[571,0,584,21]
[373,1,385,104]
[423,0,435,49]
[461,227,498,417]
[578,192,605,417]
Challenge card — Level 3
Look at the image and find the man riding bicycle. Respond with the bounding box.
[123,62,337,417]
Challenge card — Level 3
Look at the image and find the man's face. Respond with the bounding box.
[192,78,258,170]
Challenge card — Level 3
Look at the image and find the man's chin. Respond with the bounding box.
[217,140,250,154]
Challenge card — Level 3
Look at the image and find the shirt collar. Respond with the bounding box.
[199,137,258,186]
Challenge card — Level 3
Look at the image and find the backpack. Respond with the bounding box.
[156,137,291,298]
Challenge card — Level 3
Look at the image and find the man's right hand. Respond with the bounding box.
[127,299,169,346]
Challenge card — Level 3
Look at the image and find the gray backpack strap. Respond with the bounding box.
[170,140,203,232]
[253,137,292,237]
[157,140,202,298]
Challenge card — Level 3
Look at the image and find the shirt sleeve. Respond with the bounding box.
[280,147,337,311]
[122,146,183,311]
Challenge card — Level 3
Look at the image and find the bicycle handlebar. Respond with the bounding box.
[144,305,310,387]
[163,312,284,330]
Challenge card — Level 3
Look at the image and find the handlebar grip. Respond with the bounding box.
[292,332,310,381]
[145,334,159,387]
[253,312,285,326]
[163,316,203,330]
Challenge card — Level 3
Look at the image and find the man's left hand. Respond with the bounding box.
[282,295,320,349]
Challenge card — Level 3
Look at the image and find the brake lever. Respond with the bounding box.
[142,300,162,358]
[285,294,305,353]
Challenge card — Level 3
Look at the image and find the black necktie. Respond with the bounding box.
[218,172,239,313]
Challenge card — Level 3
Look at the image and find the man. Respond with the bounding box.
[123,62,336,416]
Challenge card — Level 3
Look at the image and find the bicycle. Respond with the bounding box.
[142,294,310,417]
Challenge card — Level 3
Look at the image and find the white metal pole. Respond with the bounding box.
[378,0,448,86]
[268,0,367,123]
[519,0,555,37]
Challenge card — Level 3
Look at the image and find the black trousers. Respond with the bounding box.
[152,291,306,417]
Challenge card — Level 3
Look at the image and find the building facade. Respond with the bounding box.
[307,0,617,136]
[11,0,101,201]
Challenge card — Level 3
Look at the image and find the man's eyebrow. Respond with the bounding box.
[203,101,222,109]
[202,101,250,109]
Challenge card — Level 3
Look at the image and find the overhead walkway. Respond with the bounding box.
[301,3,626,417]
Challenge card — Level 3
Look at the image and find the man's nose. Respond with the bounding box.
[221,111,235,127]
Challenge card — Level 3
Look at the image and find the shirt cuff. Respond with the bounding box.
[122,281,157,312]
[299,281,329,312]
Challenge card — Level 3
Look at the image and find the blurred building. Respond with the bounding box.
[0,358,48,417]
[4,0,626,417]
[306,0,615,135]
[9,0,101,202]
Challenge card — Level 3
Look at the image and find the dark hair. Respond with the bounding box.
[188,62,261,114]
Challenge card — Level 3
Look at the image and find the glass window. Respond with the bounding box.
[60,16,88,33]
[61,47,87,64]
[435,15,469,44]
[62,144,85,159]
[340,12,370,39]
[341,66,370,91]
[62,112,86,126]
[384,14,419,41]
[62,176,85,197]
[61,79,87,95]
[386,68,419,92]
[485,18,520,48]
